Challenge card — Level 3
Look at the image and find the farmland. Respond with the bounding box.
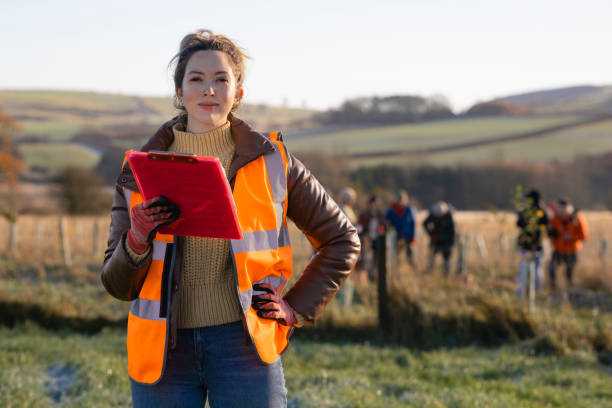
[0,212,611,406]
[3,90,612,174]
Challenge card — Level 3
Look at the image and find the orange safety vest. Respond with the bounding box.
[123,132,293,385]
[550,214,588,254]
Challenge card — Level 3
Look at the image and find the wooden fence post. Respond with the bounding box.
[457,234,470,276]
[59,217,72,267]
[35,218,43,245]
[92,219,100,256]
[377,232,390,333]
[8,221,17,254]
[600,238,608,273]
[476,233,488,261]
[498,232,506,255]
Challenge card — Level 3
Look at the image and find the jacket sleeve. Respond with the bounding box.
[282,154,361,323]
[100,185,153,301]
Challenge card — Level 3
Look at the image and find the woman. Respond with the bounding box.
[101,29,360,407]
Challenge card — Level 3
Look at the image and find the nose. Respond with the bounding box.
[202,81,215,96]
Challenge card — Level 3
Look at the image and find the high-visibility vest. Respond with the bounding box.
[123,132,293,385]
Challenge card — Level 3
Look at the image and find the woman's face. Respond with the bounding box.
[177,50,243,133]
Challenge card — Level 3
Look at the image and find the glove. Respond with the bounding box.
[251,283,297,326]
[127,196,180,254]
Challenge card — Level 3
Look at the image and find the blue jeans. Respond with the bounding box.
[517,250,543,295]
[131,321,287,408]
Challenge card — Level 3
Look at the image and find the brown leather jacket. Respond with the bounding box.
[101,115,361,349]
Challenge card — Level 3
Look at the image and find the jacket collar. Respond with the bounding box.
[117,114,277,191]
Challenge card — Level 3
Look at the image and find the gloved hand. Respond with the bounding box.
[251,283,297,326]
[127,196,180,254]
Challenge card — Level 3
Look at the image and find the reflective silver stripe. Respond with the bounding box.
[238,275,289,312]
[239,289,252,312]
[264,142,287,204]
[124,189,132,213]
[130,298,165,321]
[231,227,290,254]
[152,241,167,261]
[253,275,287,291]
[265,145,286,233]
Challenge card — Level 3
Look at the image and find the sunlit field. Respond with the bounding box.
[1,211,611,407]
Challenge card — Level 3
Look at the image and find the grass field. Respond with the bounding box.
[286,115,612,167]
[285,115,581,154]
[400,118,612,166]
[1,326,611,407]
[18,143,101,172]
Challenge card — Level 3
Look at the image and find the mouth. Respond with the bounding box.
[198,102,219,111]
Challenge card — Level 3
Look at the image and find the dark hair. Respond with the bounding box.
[170,29,248,113]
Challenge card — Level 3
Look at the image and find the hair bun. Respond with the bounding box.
[179,29,215,51]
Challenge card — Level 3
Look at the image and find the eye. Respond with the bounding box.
[217,77,229,83]
[189,77,202,82]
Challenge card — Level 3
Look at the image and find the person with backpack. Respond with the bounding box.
[516,189,548,295]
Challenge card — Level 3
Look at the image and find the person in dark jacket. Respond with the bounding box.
[385,190,418,267]
[423,201,455,275]
[516,189,548,295]
[357,195,386,281]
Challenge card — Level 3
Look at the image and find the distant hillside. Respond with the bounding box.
[286,113,612,167]
[0,89,318,140]
[498,85,612,114]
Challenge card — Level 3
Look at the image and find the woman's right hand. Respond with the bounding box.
[127,196,180,254]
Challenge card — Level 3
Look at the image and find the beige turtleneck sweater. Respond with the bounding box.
[170,121,243,328]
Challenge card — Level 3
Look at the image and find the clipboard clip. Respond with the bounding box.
[148,150,197,163]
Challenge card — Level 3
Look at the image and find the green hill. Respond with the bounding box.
[0,89,318,141]
[498,85,612,114]
[3,89,612,173]
[285,114,612,166]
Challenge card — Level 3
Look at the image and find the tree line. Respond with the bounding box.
[295,150,612,211]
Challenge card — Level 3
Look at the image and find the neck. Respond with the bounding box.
[186,117,228,134]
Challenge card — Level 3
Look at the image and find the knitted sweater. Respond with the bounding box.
[170,121,243,328]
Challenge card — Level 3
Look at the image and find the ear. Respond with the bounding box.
[175,87,183,100]
[235,88,244,103]
[232,88,244,111]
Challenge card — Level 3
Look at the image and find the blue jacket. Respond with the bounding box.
[385,203,417,241]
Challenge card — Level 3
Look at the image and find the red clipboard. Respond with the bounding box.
[127,150,242,240]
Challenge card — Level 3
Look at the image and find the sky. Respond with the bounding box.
[2,0,611,112]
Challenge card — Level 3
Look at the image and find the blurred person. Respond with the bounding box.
[547,198,588,289]
[357,195,386,281]
[516,189,548,296]
[337,186,358,225]
[385,189,418,267]
[101,29,360,407]
[423,201,455,275]
[336,186,358,306]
